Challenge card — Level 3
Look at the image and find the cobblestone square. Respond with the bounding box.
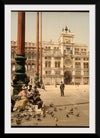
[11,85,89,127]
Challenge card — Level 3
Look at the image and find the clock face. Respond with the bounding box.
[64,58,73,67]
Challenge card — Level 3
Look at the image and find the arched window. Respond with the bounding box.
[55,62,57,68]
[28,52,31,59]
[58,62,60,67]
[49,61,51,67]
[32,53,36,59]
[45,61,47,67]
[84,63,89,68]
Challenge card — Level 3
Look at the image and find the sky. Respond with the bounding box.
[11,12,89,46]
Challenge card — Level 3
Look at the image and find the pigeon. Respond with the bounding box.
[29,113,33,116]
[16,119,22,125]
[55,117,58,122]
[59,108,62,110]
[17,116,21,119]
[49,111,53,115]
[32,114,36,118]
[25,114,30,120]
[51,113,54,117]
[37,118,41,121]
[50,104,54,107]
[70,108,73,112]
[54,107,57,112]
[15,113,21,118]
[70,111,74,115]
[74,107,78,110]
[20,113,24,118]
[68,108,74,115]
[66,114,70,118]
[36,113,41,118]
[64,106,67,110]
[43,114,46,118]
[46,110,49,114]
[24,113,28,117]
[76,113,80,117]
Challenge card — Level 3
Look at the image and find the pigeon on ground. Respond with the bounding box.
[55,117,58,122]
[59,108,62,110]
[54,107,57,112]
[70,108,73,112]
[74,107,78,110]
[51,113,54,117]
[43,114,46,118]
[64,106,67,110]
[16,119,22,125]
[66,114,70,118]
[49,111,53,115]
[36,113,41,118]
[37,118,41,121]
[76,113,80,117]
[25,114,31,120]
[32,114,36,118]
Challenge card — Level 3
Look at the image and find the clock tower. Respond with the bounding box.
[58,26,74,84]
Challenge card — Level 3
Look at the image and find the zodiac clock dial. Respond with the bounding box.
[64,58,73,67]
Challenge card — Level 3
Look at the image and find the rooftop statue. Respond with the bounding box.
[65,26,68,32]
[69,29,71,32]
[62,28,64,32]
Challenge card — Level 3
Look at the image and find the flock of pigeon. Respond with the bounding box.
[11,103,80,126]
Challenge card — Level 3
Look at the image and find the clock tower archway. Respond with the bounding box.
[64,71,72,84]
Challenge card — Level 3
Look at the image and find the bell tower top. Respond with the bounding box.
[58,26,75,44]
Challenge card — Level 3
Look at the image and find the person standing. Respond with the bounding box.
[60,81,65,96]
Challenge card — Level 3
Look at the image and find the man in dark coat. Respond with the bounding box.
[34,93,43,109]
[60,81,65,96]
[33,86,39,96]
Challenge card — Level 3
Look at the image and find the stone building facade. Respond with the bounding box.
[11,29,89,85]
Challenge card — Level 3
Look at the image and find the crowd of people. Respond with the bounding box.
[11,85,43,112]
[11,81,65,112]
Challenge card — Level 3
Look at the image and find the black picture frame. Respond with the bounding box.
[1,0,99,136]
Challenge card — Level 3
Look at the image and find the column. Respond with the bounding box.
[13,12,29,95]
[40,12,43,84]
[36,12,39,73]
[51,57,55,75]
[81,58,83,75]
[17,12,25,55]
[34,12,40,87]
